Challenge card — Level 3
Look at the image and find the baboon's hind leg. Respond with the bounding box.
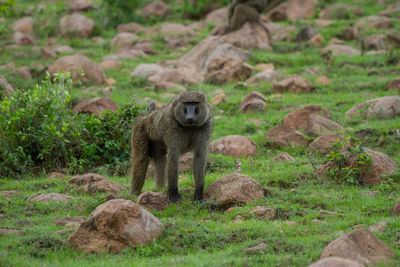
[153,154,166,188]
[130,125,150,195]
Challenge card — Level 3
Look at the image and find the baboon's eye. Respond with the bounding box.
[195,107,199,114]
[184,107,188,114]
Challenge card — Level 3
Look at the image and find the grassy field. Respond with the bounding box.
[1,0,400,266]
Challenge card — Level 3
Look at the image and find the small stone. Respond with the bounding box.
[48,172,66,179]
[307,34,324,47]
[105,78,116,85]
[369,222,388,233]
[316,76,331,85]
[311,219,327,224]
[387,79,400,91]
[320,210,343,218]
[273,152,295,162]
[250,206,277,220]
[255,63,274,71]
[245,242,267,254]
[136,192,169,212]
[224,207,238,214]
[211,93,226,106]
[234,215,245,223]
[28,193,75,203]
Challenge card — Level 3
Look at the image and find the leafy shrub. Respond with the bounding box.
[181,0,230,19]
[324,136,372,185]
[97,0,146,28]
[0,72,140,177]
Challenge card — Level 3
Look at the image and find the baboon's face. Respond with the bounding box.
[175,101,210,127]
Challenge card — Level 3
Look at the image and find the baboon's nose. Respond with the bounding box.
[187,118,195,124]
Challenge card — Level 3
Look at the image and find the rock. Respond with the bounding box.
[307,114,344,136]
[154,82,186,92]
[0,75,15,96]
[16,66,32,79]
[316,76,331,85]
[369,222,388,233]
[91,36,105,44]
[142,1,170,17]
[221,22,271,51]
[0,62,16,70]
[387,32,400,48]
[67,0,93,11]
[273,76,313,93]
[66,199,163,253]
[14,220,33,226]
[13,31,35,45]
[311,219,327,225]
[307,34,324,47]
[205,56,252,85]
[320,210,343,218]
[322,44,360,56]
[54,216,86,226]
[273,152,295,162]
[302,67,322,76]
[272,26,297,42]
[265,125,309,147]
[48,172,66,179]
[148,67,204,85]
[40,47,56,59]
[100,59,122,70]
[267,0,317,21]
[0,229,20,236]
[178,36,250,74]
[67,173,126,194]
[48,55,105,85]
[309,257,363,267]
[60,13,95,38]
[387,78,400,91]
[205,7,228,25]
[234,214,245,223]
[364,35,387,51]
[338,27,360,41]
[158,23,196,36]
[245,242,267,254]
[319,149,398,185]
[210,135,257,158]
[283,105,329,130]
[320,229,395,265]
[72,97,118,116]
[111,32,139,48]
[211,93,226,106]
[54,45,74,54]
[131,64,165,79]
[246,70,283,84]
[294,26,318,42]
[11,17,33,33]
[0,190,18,199]
[204,173,264,206]
[255,63,274,71]
[320,3,363,20]
[355,16,393,29]
[393,199,400,215]
[239,92,267,113]
[136,192,169,212]
[224,207,238,214]
[308,134,344,155]
[133,39,155,54]
[28,193,75,203]
[250,206,277,220]
[346,96,400,119]
[164,35,195,50]
[117,22,147,34]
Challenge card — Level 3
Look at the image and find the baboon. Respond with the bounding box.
[130,91,213,203]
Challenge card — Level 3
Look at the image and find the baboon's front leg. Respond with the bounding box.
[192,139,209,201]
[166,150,181,203]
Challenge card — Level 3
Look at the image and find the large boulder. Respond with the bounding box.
[320,3,363,20]
[136,192,169,212]
[319,149,398,185]
[67,173,126,194]
[0,75,15,96]
[66,199,163,253]
[283,105,329,129]
[13,31,35,45]
[131,64,165,79]
[141,1,170,17]
[308,257,363,267]
[205,7,228,25]
[221,22,272,50]
[148,67,203,85]
[355,16,393,29]
[158,23,196,36]
[60,13,95,38]
[308,134,344,155]
[239,92,267,113]
[320,229,395,265]
[11,17,33,33]
[265,125,309,147]
[72,97,119,116]
[111,32,139,48]
[273,76,313,93]
[204,173,264,206]
[28,193,75,203]
[346,96,400,119]
[246,70,283,84]
[178,36,250,74]
[210,135,257,158]
[267,0,317,21]
[47,55,105,85]
[322,44,360,56]
[205,56,252,85]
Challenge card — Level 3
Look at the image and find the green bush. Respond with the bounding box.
[97,0,145,28]
[181,0,230,19]
[0,72,140,177]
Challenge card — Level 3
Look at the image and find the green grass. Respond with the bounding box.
[1,0,400,266]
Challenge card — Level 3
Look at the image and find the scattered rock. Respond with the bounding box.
[205,56,252,85]
[136,192,169,212]
[267,0,317,21]
[11,17,33,33]
[67,0,93,11]
[320,3,363,20]
[322,44,360,56]
[142,1,170,17]
[355,15,393,29]
[47,55,106,85]
[338,27,360,41]
[307,34,324,47]
[177,152,211,173]
[265,125,309,147]
[54,45,74,54]
[0,190,18,199]
[308,134,344,155]
[100,59,122,70]
[272,26,297,42]
[273,152,295,162]
[221,22,271,50]
[16,66,32,79]
[204,173,264,206]
[294,26,318,42]
[209,135,258,158]
[387,78,400,91]
[320,210,343,218]
[392,199,400,216]
[246,70,283,84]
[111,32,139,48]
[346,96,400,119]
[13,31,35,45]
[0,75,15,96]
[364,35,387,51]
[60,13,95,38]
[91,36,105,44]
[306,114,344,136]
[131,64,165,79]
[224,207,238,214]
[211,93,226,106]
[40,46,56,59]
[369,222,388,234]
[273,76,313,93]
[387,32,400,48]
[117,22,147,34]
[67,173,126,194]
[250,206,277,220]
[239,91,267,113]
[320,229,395,265]
[283,105,329,130]
[205,7,228,25]
[316,76,331,85]
[309,257,363,267]
[311,219,327,225]
[245,242,267,254]
[154,81,186,92]
[158,22,196,36]
[255,63,274,71]
[178,36,250,74]
[148,67,204,85]
[66,199,164,253]
[28,193,75,203]
[48,172,66,179]
[54,217,86,227]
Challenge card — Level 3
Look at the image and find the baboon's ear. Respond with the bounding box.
[147,102,156,113]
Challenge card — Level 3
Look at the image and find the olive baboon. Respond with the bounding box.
[130,91,213,202]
